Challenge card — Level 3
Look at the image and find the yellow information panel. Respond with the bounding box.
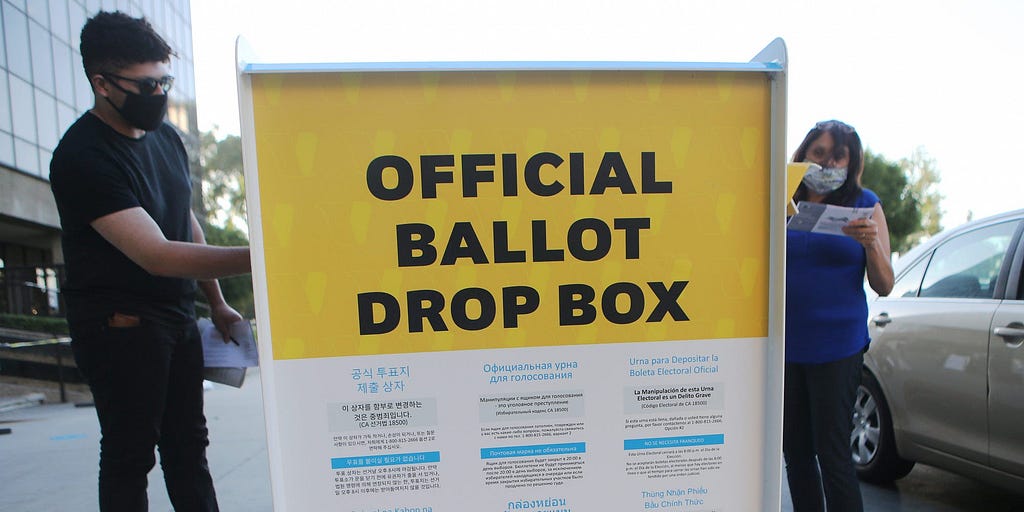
[251,70,771,360]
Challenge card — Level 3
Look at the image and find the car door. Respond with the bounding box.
[989,226,1024,477]
[869,219,1021,464]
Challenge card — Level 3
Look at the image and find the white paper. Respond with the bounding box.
[202,366,247,388]
[787,201,873,236]
[198,318,259,367]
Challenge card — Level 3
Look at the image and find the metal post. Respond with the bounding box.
[55,338,66,403]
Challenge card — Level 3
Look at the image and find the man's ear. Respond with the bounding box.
[90,74,110,97]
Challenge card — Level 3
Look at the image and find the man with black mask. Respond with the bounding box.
[49,11,250,512]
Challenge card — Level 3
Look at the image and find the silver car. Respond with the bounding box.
[852,208,1024,492]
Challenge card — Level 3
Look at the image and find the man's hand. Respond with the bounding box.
[211,303,244,344]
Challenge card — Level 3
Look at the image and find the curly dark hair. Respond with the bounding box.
[80,11,175,79]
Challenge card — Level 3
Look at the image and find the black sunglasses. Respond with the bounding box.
[815,120,855,134]
[102,72,175,95]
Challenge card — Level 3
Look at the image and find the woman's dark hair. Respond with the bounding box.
[80,11,175,79]
[791,120,864,206]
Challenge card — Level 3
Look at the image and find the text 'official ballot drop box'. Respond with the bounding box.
[238,39,788,511]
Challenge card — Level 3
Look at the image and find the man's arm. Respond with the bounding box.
[190,212,245,337]
[91,206,251,280]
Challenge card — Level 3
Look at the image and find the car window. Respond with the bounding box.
[919,221,1018,299]
[889,255,929,298]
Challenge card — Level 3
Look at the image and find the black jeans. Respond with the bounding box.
[783,351,864,512]
[71,316,219,512]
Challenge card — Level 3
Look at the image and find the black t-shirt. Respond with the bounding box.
[49,113,197,326]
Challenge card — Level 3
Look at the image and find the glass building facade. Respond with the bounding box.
[0,0,197,315]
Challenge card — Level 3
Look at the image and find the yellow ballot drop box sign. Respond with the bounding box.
[239,46,789,511]
[249,71,772,360]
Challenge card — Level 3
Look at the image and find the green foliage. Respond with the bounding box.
[861,150,920,253]
[196,222,255,319]
[860,148,944,254]
[0,314,69,334]
[900,148,944,247]
[861,148,944,254]
[197,131,246,229]
[192,131,254,318]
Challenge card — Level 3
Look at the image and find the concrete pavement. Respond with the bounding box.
[0,369,273,512]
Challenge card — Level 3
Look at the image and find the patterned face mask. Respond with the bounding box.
[801,163,847,195]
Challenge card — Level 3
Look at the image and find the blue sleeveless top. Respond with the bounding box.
[785,188,880,363]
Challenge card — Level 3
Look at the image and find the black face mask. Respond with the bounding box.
[103,79,168,132]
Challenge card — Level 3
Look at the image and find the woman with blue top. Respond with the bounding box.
[784,120,894,512]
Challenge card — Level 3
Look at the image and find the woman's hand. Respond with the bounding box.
[842,217,879,249]
[846,203,895,296]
